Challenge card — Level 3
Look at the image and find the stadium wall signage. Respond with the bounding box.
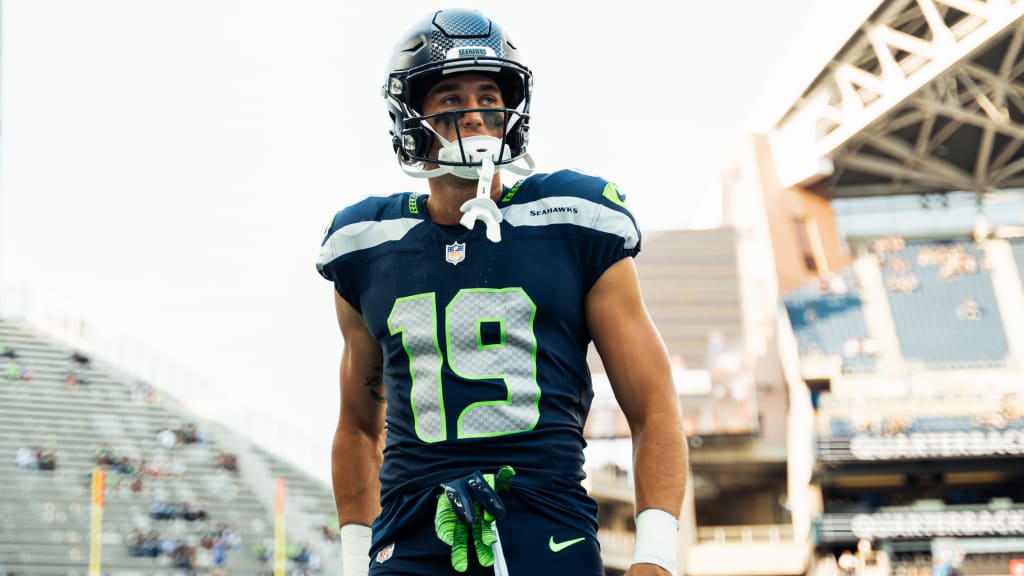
[818,430,1024,462]
[819,510,1024,542]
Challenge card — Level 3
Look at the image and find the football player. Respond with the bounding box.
[317,8,687,575]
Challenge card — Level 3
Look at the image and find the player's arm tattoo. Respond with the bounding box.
[364,365,385,404]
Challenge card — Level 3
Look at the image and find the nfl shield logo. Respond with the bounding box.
[445,241,466,265]
[375,543,394,564]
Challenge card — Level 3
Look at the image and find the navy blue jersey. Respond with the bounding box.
[317,169,640,548]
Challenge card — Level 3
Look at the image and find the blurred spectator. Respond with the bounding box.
[802,307,818,325]
[125,473,144,494]
[838,549,857,575]
[858,538,877,567]
[823,273,849,295]
[851,408,882,434]
[64,366,88,388]
[69,350,91,366]
[308,548,323,572]
[956,298,983,320]
[178,422,204,444]
[975,394,1022,429]
[171,543,195,569]
[117,456,138,476]
[843,338,862,359]
[253,541,272,563]
[872,234,905,254]
[288,542,311,565]
[132,380,159,404]
[16,446,39,470]
[182,500,208,522]
[4,359,33,381]
[150,500,207,522]
[285,541,324,572]
[842,337,879,360]
[321,518,340,543]
[142,456,170,477]
[887,274,919,293]
[94,444,117,467]
[884,413,915,435]
[94,446,140,477]
[37,449,56,471]
[128,515,239,567]
[157,421,205,447]
[932,558,952,576]
[887,257,911,272]
[0,343,18,359]
[216,451,238,472]
[212,539,228,575]
[150,501,180,520]
[916,243,979,279]
[217,524,242,550]
[129,528,159,558]
[157,426,178,449]
[1001,394,1021,421]
[17,446,55,471]
[195,542,214,572]
[159,535,180,557]
[975,410,1008,429]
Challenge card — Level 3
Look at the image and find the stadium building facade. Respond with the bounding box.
[586,1,1024,575]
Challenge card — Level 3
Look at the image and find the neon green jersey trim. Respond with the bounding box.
[601,182,630,212]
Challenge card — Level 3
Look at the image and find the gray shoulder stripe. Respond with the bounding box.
[317,218,424,269]
[502,196,639,250]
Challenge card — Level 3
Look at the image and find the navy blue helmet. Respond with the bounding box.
[382,9,533,175]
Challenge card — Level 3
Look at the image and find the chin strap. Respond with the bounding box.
[398,135,535,181]
[459,157,503,242]
[398,133,536,243]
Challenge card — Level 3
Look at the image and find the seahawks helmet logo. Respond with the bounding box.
[445,46,496,60]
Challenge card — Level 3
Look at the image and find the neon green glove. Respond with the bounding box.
[434,466,515,572]
[435,500,471,572]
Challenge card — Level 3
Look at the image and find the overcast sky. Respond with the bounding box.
[0,0,855,482]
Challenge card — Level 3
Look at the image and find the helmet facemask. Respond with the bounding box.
[386,59,534,181]
[408,106,529,180]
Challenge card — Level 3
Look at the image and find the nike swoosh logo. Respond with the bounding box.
[549,536,586,553]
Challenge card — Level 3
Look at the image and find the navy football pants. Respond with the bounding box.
[367,490,604,575]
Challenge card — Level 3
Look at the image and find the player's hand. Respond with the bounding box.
[626,563,674,576]
[434,466,515,572]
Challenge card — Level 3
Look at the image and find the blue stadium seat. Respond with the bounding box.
[783,269,877,373]
[878,238,1009,368]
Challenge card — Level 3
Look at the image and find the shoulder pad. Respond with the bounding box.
[317,193,424,274]
[500,170,639,250]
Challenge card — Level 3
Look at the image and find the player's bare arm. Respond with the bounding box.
[332,289,386,527]
[586,257,688,575]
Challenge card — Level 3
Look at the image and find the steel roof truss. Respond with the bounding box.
[769,0,1024,191]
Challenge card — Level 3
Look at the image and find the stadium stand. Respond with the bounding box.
[769,232,1024,576]
[783,269,878,374]
[0,318,336,573]
[875,238,1009,369]
[799,239,1024,576]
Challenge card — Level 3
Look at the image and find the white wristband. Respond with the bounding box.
[340,523,371,576]
[632,508,679,574]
